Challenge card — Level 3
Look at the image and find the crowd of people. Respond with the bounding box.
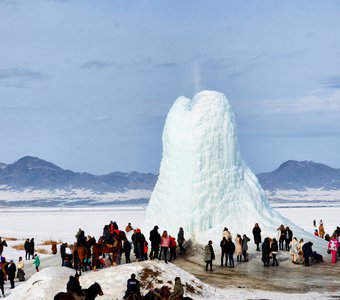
[0,235,41,297]
[1,219,340,298]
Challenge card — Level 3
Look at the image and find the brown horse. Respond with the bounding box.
[92,231,127,268]
[72,244,88,275]
[112,230,127,265]
[92,242,115,269]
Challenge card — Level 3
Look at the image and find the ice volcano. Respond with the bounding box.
[146,91,318,246]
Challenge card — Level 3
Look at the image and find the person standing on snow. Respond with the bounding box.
[328,235,339,265]
[235,234,243,262]
[7,260,16,289]
[204,240,215,271]
[252,223,262,251]
[33,254,40,272]
[17,256,25,281]
[149,225,161,260]
[24,238,30,260]
[271,238,279,266]
[177,227,186,255]
[160,231,170,264]
[242,234,250,262]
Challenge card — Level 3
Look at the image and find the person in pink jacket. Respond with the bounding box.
[160,231,170,264]
[328,235,339,265]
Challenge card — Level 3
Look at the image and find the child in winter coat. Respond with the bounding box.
[33,254,40,272]
[328,235,340,265]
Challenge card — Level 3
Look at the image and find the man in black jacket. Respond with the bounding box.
[285,227,293,251]
[24,238,30,260]
[123,273,141,299]
[8,260,16,289]
[60,242,67,266]
[66,273,83,296]
[149,225,161,260]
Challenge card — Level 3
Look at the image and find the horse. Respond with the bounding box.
[54,282,104,300]
[143,286,171,300]
[72,244,88,275]
[92,230,127,268]
[112,230,127,265]
[92,242,116,269]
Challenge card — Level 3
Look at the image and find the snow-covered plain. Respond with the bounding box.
[0,205,339,299]
[0,187,151,205]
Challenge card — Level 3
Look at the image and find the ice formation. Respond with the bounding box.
[146,91,314,246]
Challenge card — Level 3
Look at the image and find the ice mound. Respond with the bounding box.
[146,91,315,246]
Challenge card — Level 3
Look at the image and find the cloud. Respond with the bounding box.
[156,62,178,69]
[251,89,340,116]
[80,60,115,70]
[0,68,47,88]
[80,58,152,70]
[322,74,340,89]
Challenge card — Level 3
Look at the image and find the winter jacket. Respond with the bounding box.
[225,240,235,254]
[17,260,24,270]
[302,242,313,258]
[252,227,262,244]
[204,244,215,262]
[66,276,82,295]
[7,263,16,280]
[242,236,250,251]
[289,240,299,254]
[169,237,177,248]
[262,241,270,262]
[169,277,184,300]
[220,239,227,252]
[271,240,278,253]
[123,240,132,253]
[149,228,161,247]
[60,243,67,259]
[285,229,293,242]
[126,278,141,295]
[328,238,339,251]
[33,256,40,267]
[177,229,185,244]
[24,240,30,252]
[29,239,35,256]
[235,237,242,255]
[161,236,170,248]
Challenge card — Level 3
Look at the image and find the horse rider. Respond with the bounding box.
[75,228,86,246]
[123,273,142,299]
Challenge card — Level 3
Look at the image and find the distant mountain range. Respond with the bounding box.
[0,156,157,207]
[257,160,340,191]
[257,160,340,205]
[1,157,340,207]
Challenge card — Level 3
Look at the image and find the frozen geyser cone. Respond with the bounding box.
[146,91,314,246]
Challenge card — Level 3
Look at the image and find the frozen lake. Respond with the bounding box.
[0,205,338,243]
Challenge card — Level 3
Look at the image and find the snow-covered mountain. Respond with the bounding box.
[0,156,157,206]
[257,160,340,204]
[257,160,340,191]
[1,157,340,207]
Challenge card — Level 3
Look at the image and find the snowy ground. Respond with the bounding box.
[0,205,339,299]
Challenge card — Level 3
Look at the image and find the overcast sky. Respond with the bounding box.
[1,0,340,174]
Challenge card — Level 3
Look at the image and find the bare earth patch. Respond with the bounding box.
[11,244,24,251]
